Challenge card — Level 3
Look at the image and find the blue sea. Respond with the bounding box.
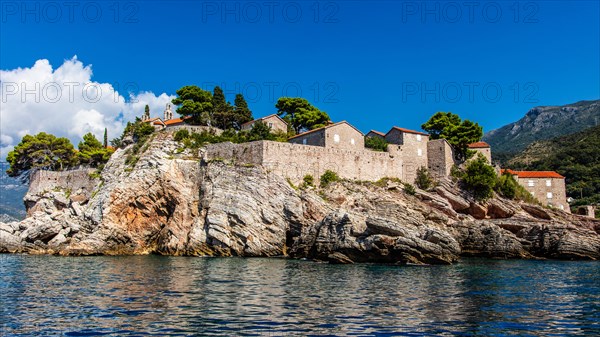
[1,256,599,336]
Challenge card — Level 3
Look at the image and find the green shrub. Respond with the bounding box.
[403,183,416,195]
[365,136,388,152]
[174,129,190,141]
[302,174,315,188]
[495,172,517,199]
[462,154,497,201]
[415,166,434,190]
[320,170,340,188]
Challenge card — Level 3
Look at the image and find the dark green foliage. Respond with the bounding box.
[320,170,340,188]
[78,133,114,167]
[510,125,600,209]
[421,112,483,162]
[403,183,416,195]
[415,166,434,190]
[171,85,213,125]
[495,172,517,199]
[211,86,235,129]
[233,94,253,128]
[365,136,388,152]
[174,129,190,142]
[110,138,122,148]
[103,128,108,148]
[247,121,274,141]
[275,97,330,133]
[462,154,497,201]
[6,132,78,176]
[302,174,314,188]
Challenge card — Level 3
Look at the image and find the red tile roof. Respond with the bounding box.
[468,141,490,148]
[288,121,363,140]
[502,169,564,179]
[386,126,429,136]
[164,118,185,126]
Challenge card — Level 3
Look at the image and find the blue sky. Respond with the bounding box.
[1,0,599,141]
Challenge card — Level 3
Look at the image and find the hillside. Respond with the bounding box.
[483,99,600,158]
[509,125,600,211]
[0,162,27,220]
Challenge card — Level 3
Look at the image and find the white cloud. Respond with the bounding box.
[0,56,175,159]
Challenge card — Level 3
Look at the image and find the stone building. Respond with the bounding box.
[241,114,288,133]
[468,141,492,163]
[288,121,364,151]
[502,169,569,212]
[384,127,429,182]
[427,139,455,179]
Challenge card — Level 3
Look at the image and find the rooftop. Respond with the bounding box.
[367,130,385,136]
[288,121,363,140]
[468,141,491,148]
[241,114,288,127]
[386,126,429,136]
[502,169,565,179]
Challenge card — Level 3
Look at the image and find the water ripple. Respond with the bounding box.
[1,256,599,336]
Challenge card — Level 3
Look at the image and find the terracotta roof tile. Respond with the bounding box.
[468,141,490,148]
[164,118,185,126]
[502,169,564,179]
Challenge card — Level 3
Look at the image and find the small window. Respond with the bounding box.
[350,138,355,145]
[417,149,422,156]
[416,134,422,141]
[559,205,564,210]
[547,192,553,199]
[546,180,551,187]
[530,191,535,196]
[528,180,534,187]
[334,134,340,143]
[268,123,273,128]
[302,139,307,145]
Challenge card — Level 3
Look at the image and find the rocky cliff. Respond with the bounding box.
[1,131,599,264]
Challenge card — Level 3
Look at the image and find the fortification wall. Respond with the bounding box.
[205,141,403,184]
[166,125,223,135]
[28,169,97,196]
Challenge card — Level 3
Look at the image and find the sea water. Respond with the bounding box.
[1,255,599,336]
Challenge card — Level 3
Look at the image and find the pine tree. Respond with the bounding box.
[233,93,253,129]
[103,128,108,148]
[212,86,234,129]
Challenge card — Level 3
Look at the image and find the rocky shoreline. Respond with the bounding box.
[2,131,599,264]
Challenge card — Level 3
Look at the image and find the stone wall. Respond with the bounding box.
[165,125,223,135]
[517,177,570,212]
[427,139,455,178]
[28,169,97,197]
[205,141,403,184]
[288,122,364,151]
[471,147,492,163]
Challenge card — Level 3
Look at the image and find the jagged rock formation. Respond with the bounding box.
[1,131,599,263]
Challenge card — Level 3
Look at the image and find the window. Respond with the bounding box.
[268,123,273,128]
[334,134,340,143]
[528,180,534,187]
[416,134,422,141]
[547,192,553,199]
[417,149,422,156]
[302,139,307,145]
[546,180,551,187]
[559,205,564,210]
[350,138,355,145]
[530,191,535,196]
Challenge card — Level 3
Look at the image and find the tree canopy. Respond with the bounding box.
[421,112,483,161]
[78,133,114,167]
[171,85,213,125]
[462,154,497,201]
[233,93,253,129]
[275,97,329,133]
[6,133,77,177]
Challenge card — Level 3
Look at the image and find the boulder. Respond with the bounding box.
[468,202,487,219]
[435,187,470,212]
[521,204,552,220]
[487,199,516,218]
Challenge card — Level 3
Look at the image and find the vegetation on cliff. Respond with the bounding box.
[7,132,113,177]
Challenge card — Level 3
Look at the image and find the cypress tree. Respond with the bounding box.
[233,93,253,129]
[103,128,108,148]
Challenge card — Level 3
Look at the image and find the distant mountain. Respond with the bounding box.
[483,100,600,156]
[508,124,600,211]
[0,162,27,220]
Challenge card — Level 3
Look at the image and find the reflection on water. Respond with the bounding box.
[1,256,599,336]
